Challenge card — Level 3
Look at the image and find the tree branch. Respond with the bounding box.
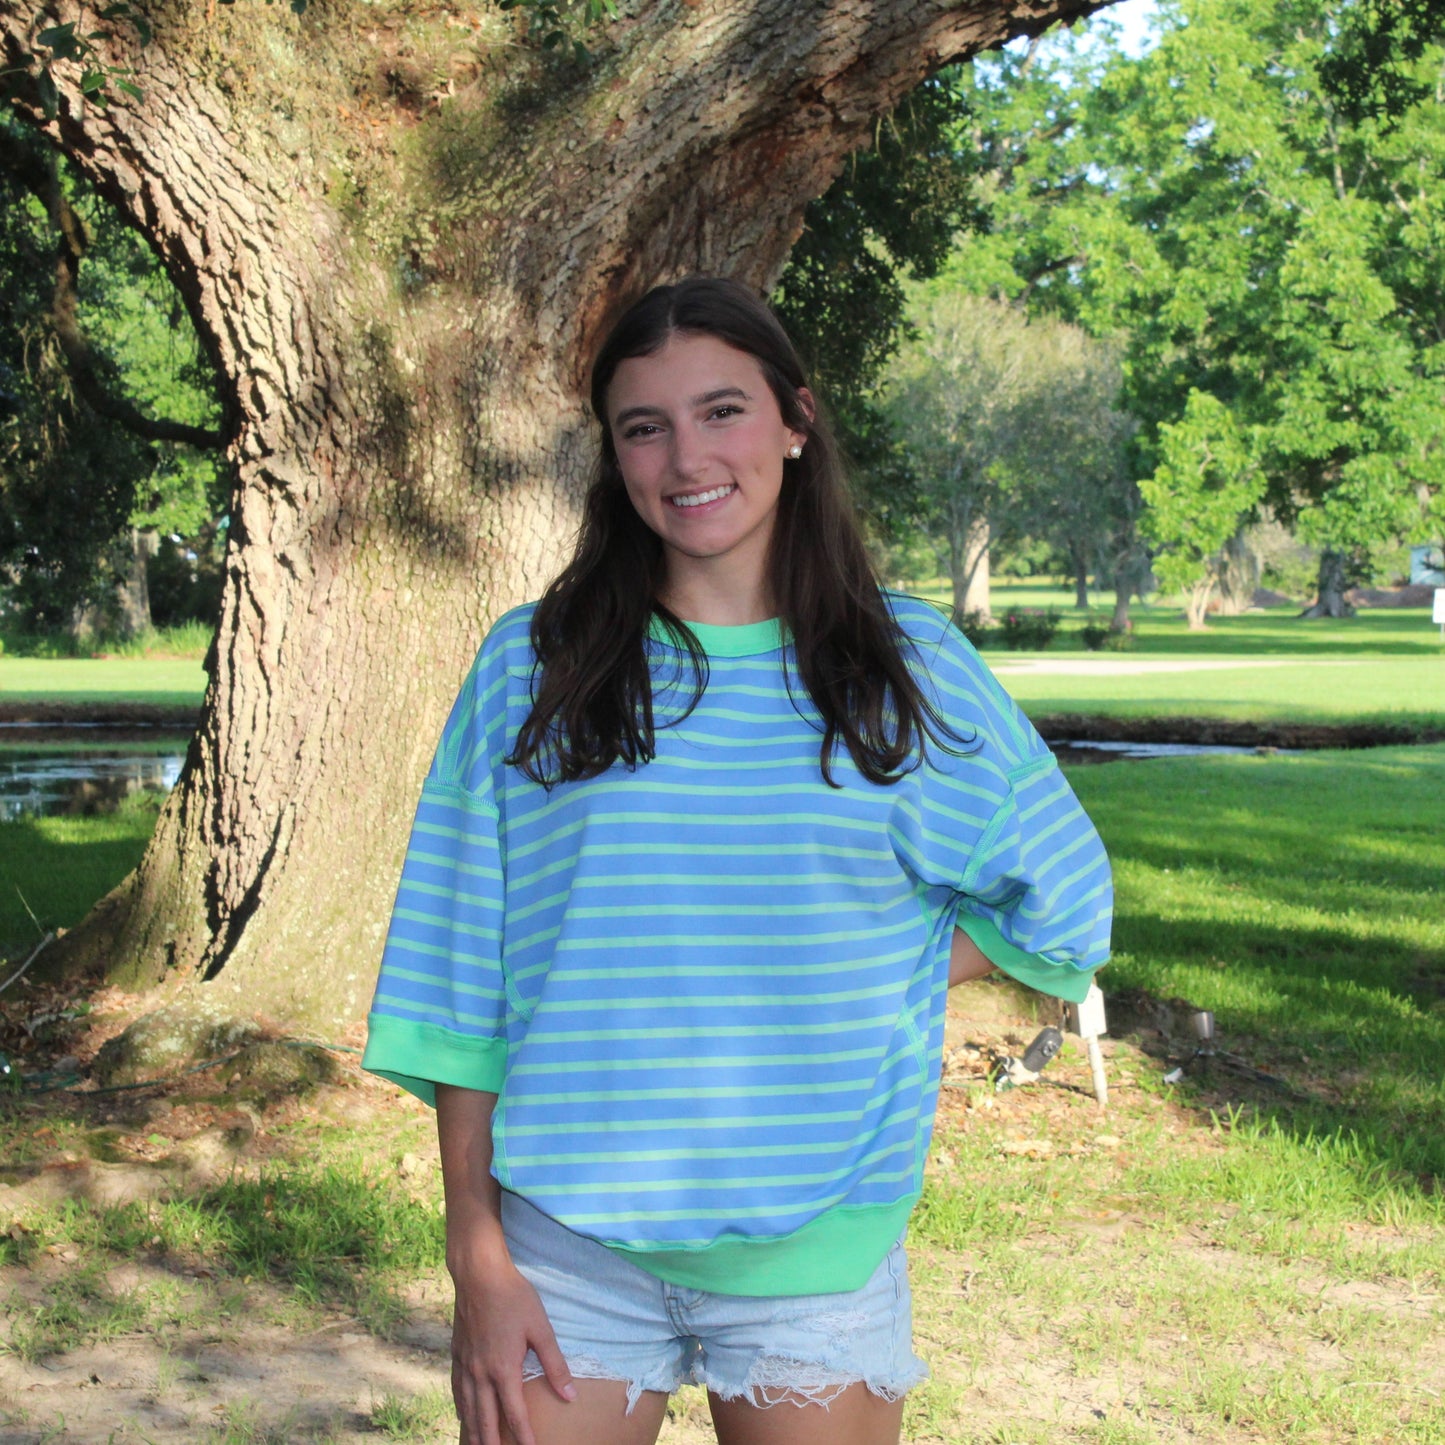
[0,126,223,450]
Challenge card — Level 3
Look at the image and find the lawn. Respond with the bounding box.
[908,576,1442,655]
[998,656,1444,729]
[0,657,207,710]
[1,744,1441,1440]
[0,794,163,959]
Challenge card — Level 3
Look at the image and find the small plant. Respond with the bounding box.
[3,1265,147,1362]
[370,1388,453,1440]
[1079,619,1135,652]
[998,608,1061,650]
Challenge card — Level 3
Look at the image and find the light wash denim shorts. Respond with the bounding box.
[501,1190,928,1413]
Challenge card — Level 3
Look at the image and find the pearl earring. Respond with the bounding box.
[787,445,803,459]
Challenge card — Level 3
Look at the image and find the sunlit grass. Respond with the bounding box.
[1070,745,1445,1181]
[0,656,207,708]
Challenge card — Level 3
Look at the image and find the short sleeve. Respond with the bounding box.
[894,596,1113,1003]
[362,637,515,1106]
[955,754,1113,1003]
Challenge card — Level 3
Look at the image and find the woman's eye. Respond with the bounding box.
[623,423,661,439]
[709,404,742,420]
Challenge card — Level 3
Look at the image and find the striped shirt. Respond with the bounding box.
[363,594,1112,1295]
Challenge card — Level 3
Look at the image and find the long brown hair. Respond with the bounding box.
[509,277,968,787]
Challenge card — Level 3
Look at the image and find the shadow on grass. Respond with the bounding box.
[0,797,159,958]
[2,1163,447,1348]
[1066,747,1445,1192]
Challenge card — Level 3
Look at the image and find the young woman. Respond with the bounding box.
[363,277,1112,1445]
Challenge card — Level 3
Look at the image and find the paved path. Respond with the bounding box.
[990,657,1365,676]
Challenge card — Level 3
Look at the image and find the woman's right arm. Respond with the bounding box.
[435,1084,576,1445]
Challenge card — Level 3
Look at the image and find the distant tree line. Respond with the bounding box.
[877,0,1445,629]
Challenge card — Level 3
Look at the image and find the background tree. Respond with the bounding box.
[1139,389,1265,628]
[882,289,1036,620]
[883,283,1135,623]
[0,0,1114,1028]
[940,0,1445,619]
[1005,314,1135,615]
[0,118,223,637]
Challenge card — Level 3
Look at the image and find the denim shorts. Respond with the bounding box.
[501,1190,928,1413]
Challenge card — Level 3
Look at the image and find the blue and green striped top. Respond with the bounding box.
[363,594,1111,1296]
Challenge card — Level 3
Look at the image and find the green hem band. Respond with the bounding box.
[607,1196,917,1297]
[362,1013,507,1106]
[960,914,1099,1004]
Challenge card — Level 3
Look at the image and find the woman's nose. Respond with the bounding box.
[668,425,706,478]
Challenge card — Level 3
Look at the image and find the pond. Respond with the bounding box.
[0,733,1290,820]
[1049,739,1295,766]
[0,736,189,822]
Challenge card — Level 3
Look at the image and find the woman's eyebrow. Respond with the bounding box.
[613,387,750,428]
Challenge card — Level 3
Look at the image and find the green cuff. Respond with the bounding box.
[958,914,1099,1004]
[362,1013,508,1107]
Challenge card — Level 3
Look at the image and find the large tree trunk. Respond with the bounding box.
[1215,526,1260,615]
[949,515,991,621]
[3,0,1113,1030]
[1300,546,1356,619]
[1070,541,1089,610]
[114,528,157,639]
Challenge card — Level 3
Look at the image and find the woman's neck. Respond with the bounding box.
[659,565,775,627]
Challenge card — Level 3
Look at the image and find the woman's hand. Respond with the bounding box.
[449,1242,576,1445]
[435,1084,575,1445]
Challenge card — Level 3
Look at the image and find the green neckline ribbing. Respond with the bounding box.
[648,613,785,658]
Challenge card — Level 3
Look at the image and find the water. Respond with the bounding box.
[0,735,1288,820]
[1050,739,1294,766]
[0,748,187,822]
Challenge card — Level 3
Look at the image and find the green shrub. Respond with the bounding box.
[998,607,1060,649]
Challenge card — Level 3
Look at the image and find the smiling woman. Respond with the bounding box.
[360,277,1113,1445]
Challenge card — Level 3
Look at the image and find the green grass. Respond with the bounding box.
[0,736,189,757]
[0,656,207,708]
[0,620,212,661]
[905,575,1443,655]
[0,792,162,958]
[370,1388,453,1440]
[1000,655,1444,729]
[1069,745,1445,1182]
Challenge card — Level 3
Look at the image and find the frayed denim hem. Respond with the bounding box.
[521,1354,685,1416]
[696,1355,931,1410]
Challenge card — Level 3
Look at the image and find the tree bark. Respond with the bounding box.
[2,0,1114,1029]
[949,514,991,621]
[1071,541,1089,609]
[1214,526,1260,615]
[1300,546,1356,618]
[1184,575,1214,631]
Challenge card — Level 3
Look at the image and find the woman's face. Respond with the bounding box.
[606,332,808,604]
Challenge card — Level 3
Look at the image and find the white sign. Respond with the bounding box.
[1435,588,1445,625]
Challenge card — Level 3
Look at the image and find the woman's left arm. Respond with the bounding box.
[949,926,996,988]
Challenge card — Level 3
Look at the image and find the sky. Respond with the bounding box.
[1101,0,1163,56]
